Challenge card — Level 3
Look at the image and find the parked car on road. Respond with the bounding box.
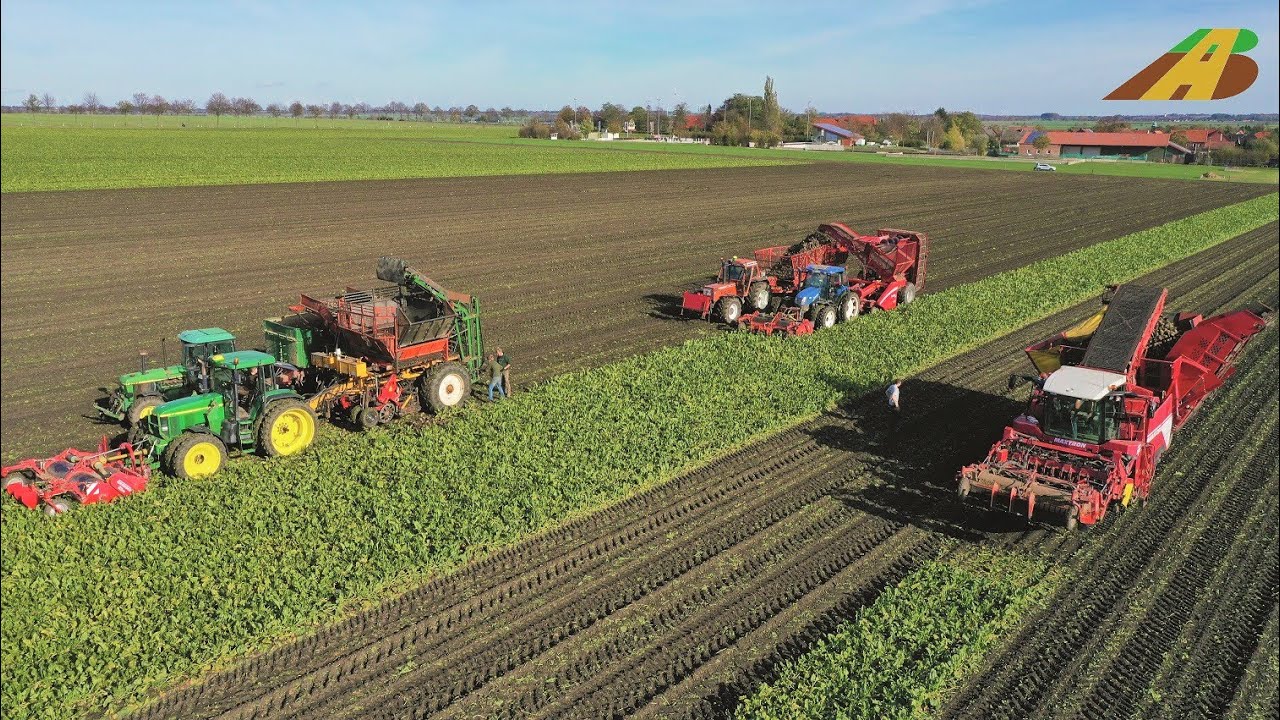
[1034,162,1057,171]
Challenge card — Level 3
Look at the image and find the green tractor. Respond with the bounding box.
[138,350,318,479]
[97,328,237,428]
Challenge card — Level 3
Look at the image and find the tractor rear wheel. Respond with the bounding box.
[357,406,380,430]
[421,362,472,414]
[716,296,743,324]
[127,396,163,427]
[899,282,918,305]
[257,400,318,457]
[748,282,770,310]
[167,434,228,480]
[838,294,859,322]
[812,304,837,330]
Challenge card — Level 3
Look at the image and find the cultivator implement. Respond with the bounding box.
[2,440,152,515]
[738,307,815,337]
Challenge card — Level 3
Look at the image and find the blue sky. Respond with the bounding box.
[2,0,1276,114]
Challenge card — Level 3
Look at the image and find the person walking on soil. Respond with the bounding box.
[486,352,506,402]
[496,347,512,397]
[886,379,902,428]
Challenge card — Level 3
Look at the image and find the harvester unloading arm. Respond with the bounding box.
[375,256,485,376]
[816,223,928,290]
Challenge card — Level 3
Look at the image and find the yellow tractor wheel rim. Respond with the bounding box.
[183,440,222,478]
[271,408,315,455]
[138,405,156,419]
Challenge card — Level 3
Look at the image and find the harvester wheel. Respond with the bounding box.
[422,362,472,414]
[899,282,918,305]
[358,407,379,430]
[43,498,72,517]
[126,396,163,427]
[257,400,318,458]
[838,294,859,322]
[167,434,228,480]
[716,296,743,324]
[812,305,837,330]
[748,283,770,310]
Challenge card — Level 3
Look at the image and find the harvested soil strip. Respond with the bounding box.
[129,224,1278,719]
[1,164,1267,459]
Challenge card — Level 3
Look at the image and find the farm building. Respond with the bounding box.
[1179,128,1233,152]
[1019,130,1192,162]
[812,122,864,146]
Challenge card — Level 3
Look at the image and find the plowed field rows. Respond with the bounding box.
[0,164,1268,459]
[128,222,1278,719]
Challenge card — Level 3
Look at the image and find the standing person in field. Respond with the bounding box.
[486,352,506,402]
[496,347,512,397]
[886,379,902,428]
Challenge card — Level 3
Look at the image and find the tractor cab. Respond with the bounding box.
[178,328,237,390]
[1028,366,1126,445]
[795,265,847,308]
[142,350,318,480]
[718,257,762,291]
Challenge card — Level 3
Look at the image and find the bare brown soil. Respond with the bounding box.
[0,164,1267,460]
[125,224,1278,719]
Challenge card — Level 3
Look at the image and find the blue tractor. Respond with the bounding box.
[793,265,860,330]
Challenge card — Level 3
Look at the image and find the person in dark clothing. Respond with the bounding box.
[496,347,512,396]
[486,353,505,402]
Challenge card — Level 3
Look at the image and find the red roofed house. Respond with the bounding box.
[814,115,877,130]
[1178,128,1232,152]
[1022,130,1192,162]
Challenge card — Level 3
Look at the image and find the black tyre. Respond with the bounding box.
[358,406,380,430]
[716,296,743,324]
[838,294,859,322]
[748,282,770,310]
[420,362,472,414]
[813,304,837,329]
[256,399,318,458]
[166,433,229,479]
[899,282,918,305]
[126,395,163,427]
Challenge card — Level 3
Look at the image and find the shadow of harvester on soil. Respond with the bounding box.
[807,377,1037,538]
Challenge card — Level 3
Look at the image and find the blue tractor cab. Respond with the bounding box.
[794,264,858,329]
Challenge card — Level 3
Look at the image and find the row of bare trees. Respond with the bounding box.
[18,91,523,124]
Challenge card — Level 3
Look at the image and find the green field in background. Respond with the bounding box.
[3,113,1275,192]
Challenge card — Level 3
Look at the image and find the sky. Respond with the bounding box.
[1,0,1277,115]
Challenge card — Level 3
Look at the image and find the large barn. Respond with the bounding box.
[1019,131,1193,162]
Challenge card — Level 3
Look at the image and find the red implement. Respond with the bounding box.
[2,439,151,515]
[738,307,815,337]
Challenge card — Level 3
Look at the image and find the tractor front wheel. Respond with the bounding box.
[421,362,472,414]
[838,294,859,322]
[812,304,837,330]
[899,282,918,306]
[167,434,228,479]
[127,395,163,427]
[748,282,770,310]
[716,296,743,324]
[257,400,318,457]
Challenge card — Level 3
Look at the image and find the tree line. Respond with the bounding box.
[17,91,530,124]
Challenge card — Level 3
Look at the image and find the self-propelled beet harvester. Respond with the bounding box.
[956,284,1268,529]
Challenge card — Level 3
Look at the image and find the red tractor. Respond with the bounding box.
[681,232,842,324]
[957,284,1268,529]
[739,224,929,333]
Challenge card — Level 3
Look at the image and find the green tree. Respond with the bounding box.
[630,105,648,133]
[942,125,966,150]
[950,111,983,138]
[22,93,40,113]
[671,102,689,137]
[1032,133,1052,150]
[968,132,990,155]
[762,76,782,134]
[557,105,576,125]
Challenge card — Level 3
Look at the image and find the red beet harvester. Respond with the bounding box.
[957,284,1268,529]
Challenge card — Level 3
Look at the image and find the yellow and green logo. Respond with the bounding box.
[1106,29,1259,100]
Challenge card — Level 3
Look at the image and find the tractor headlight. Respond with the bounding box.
[157,417,170,436]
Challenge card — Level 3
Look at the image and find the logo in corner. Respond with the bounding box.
[1106,29,1258,100]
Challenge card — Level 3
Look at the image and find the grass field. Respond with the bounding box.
[4,113,1275,192]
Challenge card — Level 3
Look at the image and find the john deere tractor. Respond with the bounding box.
[97,328,237,428]
[138,350,318,479]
